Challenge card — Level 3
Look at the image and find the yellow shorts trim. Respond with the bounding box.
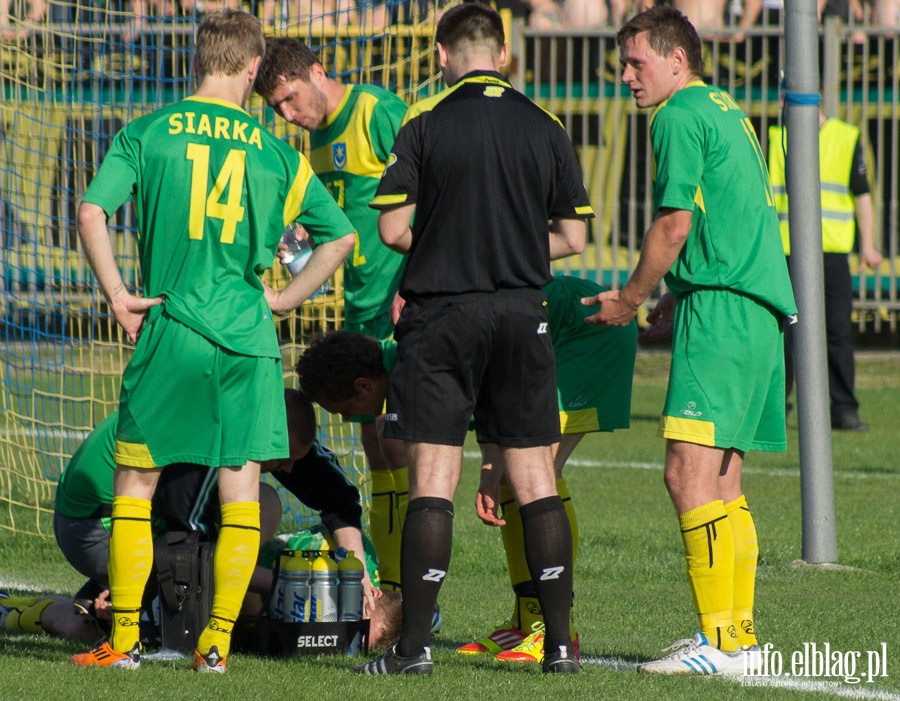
[657,415,716,447]
[560,408,601,435]
[114,440,157,468]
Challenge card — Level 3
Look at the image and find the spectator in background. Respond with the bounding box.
[872,0,900,27]
[768,112,882,431]
[0,0,45,39]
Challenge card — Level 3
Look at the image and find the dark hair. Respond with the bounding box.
[193,10,265,80]
[295,332,387,404]
[617,6,703,76]
[254,37,321,99]
[284,388,317,446]
[435,2,504,54]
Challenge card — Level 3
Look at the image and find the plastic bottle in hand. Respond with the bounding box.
[281,223,313,277]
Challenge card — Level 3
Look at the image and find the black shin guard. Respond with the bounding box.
[398,496,454,656]
[520,496,574,653]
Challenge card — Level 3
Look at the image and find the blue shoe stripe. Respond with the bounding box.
[682,658,703,673]
[697,655,717,674]
[682,655,716,675]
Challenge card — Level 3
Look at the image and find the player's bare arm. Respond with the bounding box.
[76,201,163,343]
[377,203,416,254]
[548,217,587,260]
[582,207,691,326]
[265,232,355,314]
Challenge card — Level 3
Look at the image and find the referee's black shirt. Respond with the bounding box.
[372,70,594,299]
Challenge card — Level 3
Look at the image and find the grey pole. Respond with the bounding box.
[783,0,838,563]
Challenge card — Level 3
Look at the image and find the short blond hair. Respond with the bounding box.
[193,10,266,80]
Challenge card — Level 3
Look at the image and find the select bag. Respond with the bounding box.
[153,532,215,654]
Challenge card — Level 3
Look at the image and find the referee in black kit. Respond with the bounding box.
[354,2,594,677]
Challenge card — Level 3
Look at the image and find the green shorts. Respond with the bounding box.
[343,311,395,343]
[115,309,289,468]
[343,312,395,425]
[554,303,637,435]
[659,290,787,452]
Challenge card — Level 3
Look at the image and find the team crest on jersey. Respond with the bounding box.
[483,86,505,98]
[332,142,347,170]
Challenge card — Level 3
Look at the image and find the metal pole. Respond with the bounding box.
[783,0,838,563]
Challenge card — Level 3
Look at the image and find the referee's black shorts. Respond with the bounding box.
[383,288,561,447]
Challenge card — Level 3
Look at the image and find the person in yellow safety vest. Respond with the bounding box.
[768,112,883,431]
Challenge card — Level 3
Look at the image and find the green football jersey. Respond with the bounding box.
[55,413,117,519]
[84,96,355,357]
[650,82,797,318]
[309,85,407,324]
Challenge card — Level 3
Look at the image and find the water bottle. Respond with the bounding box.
[338,550,366,655]
[282,554,312,623]
[268,553,291,620]
[281,224,313,277]
[310,552,338,622]
[338,550,365,622]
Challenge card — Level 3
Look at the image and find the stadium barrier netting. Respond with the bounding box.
[0,0,454,537]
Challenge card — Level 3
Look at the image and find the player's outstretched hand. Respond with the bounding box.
[582,288,639,327]
[638,293,675,343]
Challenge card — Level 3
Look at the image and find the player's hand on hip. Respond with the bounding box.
[389,292,406,325]
[112,293,162,343]
[638,293,675,342]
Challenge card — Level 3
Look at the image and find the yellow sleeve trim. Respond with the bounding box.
[657,415,716,447]
[574,205,595,217]
[114,440,157,468]
[284,156,312,225]
[371,193,409,207]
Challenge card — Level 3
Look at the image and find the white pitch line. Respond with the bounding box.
[462,452,900,481]
[580,656,900,700]
[0,579,47,593]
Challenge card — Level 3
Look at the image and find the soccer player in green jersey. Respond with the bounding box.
[254,37,407,339]
[72,11,355,673]
[583,6,797,676]
[254,38,411,591]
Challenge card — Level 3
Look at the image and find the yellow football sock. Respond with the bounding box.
[558,477,579,566]
[557,477,578,639]
[679,500,738,652]
[108,496,153,653]
[499,484,530,590]
[725,494,759,648]
[393,466,409,529]
[369,470,402,590]
[1,596,51,633]
[500,482,577,639]
[198,501,260,658]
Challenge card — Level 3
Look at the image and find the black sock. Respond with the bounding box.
[397,496,454,657]
[520,495,573,653]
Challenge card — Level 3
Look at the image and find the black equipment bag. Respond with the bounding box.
[154,532,215,654]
